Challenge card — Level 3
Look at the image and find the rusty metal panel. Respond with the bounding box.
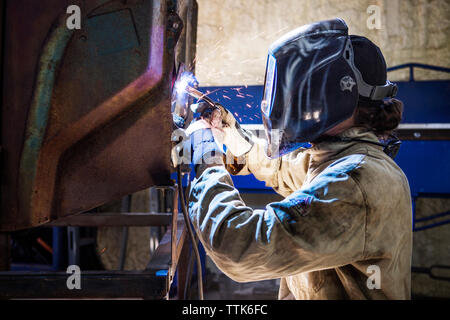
[1,0,197,231]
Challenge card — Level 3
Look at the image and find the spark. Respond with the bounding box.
[174,72,198,97]
[267,26,290,39]
[250,30,267,40]
[246,103,252,108]
[204,88,221,96]
[223,95,231,100]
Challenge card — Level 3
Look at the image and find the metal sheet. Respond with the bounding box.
[1,0,198,231]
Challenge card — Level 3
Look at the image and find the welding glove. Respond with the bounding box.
[192,102,254,157]
[184,119,224,176]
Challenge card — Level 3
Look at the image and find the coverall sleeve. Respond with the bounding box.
[226,136,310,195]
[188,159,366,282]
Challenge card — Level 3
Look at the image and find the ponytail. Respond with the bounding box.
[354,98,403,137]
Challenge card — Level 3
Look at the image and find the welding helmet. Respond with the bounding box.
[261,18,398,158]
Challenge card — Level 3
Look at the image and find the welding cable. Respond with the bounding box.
[177,165,204,300]
[183,172,197,299]
[184,223,200,299]
[185,172,192,209]
[184,248,193,299]
[183,234,199,300]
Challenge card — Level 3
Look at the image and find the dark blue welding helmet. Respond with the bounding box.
[261,18,398,158]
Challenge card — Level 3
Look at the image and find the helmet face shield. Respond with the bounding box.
[261,19,399,159]
[261,54,277,118]
[261,18,359,158]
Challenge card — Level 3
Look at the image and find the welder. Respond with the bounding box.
[185,19,412,299]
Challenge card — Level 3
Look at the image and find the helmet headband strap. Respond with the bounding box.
[343,39,398,100]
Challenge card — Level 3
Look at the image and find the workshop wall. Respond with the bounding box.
[195,0,450,86]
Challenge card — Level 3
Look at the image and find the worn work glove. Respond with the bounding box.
[184,119,224,176]
[192,102,254,157]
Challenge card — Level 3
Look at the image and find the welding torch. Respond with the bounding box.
[185,85,223,124]
[185,86,215,107]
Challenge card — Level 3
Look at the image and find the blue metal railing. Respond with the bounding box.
[387,63,450,232]
[387,62,450,81]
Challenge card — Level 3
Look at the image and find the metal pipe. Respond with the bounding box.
[67,226,80,266]
[52,227,62,270]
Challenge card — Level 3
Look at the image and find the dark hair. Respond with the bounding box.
[349,35,403,137]
[354,97,403,137]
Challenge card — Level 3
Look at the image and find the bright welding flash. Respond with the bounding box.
[175,72,199,97]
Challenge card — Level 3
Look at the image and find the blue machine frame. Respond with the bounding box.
[198,63,450,232]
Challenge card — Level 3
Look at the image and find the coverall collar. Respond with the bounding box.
[306,127,382,168]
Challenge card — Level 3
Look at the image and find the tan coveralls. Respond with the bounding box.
[188,127,413,299]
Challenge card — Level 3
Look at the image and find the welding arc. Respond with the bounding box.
[186,86,215,107]
[177,165,204,300]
